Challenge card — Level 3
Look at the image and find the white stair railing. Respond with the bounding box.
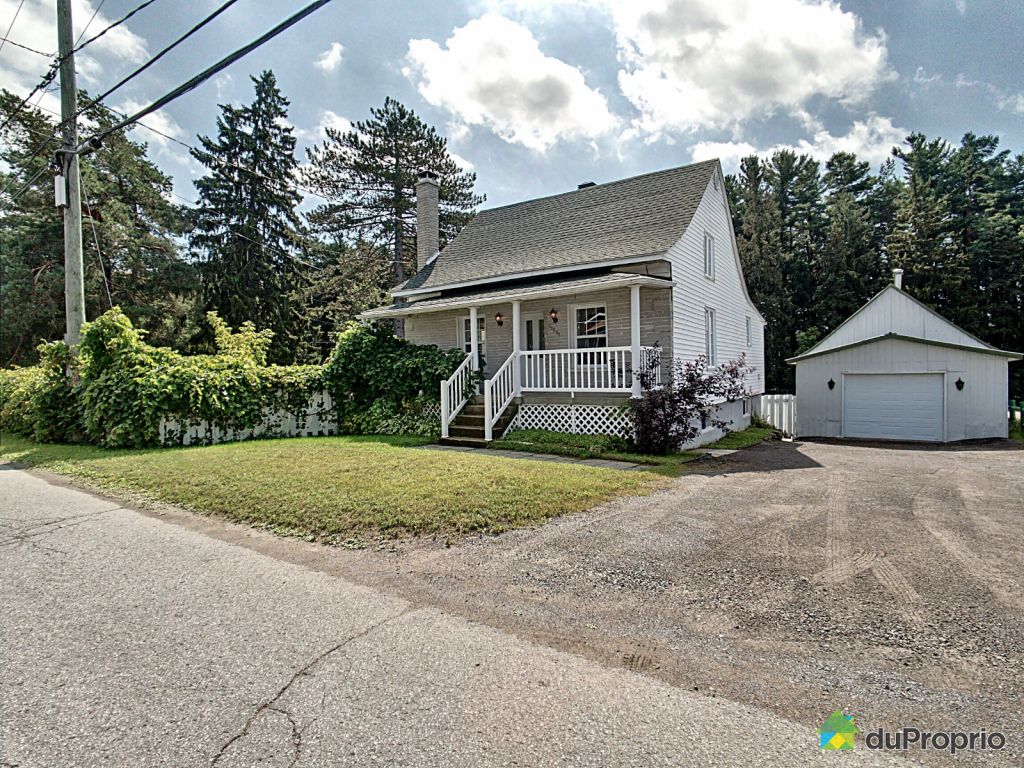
[440,353,474,438]
[484,351,518,441]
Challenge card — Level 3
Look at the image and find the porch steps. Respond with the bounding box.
[439,400,518,447]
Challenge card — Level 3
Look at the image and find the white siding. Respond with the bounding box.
[811,286,990,354]
[795,338,1009,441]
[664,166,766,394]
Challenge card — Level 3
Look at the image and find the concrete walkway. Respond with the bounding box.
[422,443,653,470]
[0,466,908,767]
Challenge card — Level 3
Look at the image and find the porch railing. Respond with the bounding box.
[440,352,474,439]
[521,347,660,393]
[483,352,517,441]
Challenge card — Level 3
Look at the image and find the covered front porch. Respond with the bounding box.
[361,273,673,442]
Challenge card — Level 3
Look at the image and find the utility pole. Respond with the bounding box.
[56,0,86,348]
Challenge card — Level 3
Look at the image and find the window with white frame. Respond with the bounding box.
[704,308,717,366]
[703,233,715,279]
[745,316,752,347]
[459,316,486,364]
[573,305,608,349]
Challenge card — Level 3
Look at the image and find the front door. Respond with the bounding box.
[521,314,546,389]
[523,314,546,352]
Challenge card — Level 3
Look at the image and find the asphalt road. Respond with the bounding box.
[0,463,910,767]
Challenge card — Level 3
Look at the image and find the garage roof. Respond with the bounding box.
[788,285,1022,363]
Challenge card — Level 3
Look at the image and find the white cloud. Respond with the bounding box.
[448,150,475,170]
[955,0,967,15]
[998,93,1024,115]
[611,0,890,136]
[692,114,906,171]
[315,42,344,72]
[0,0,148,113]
[405,13,617,151]
[117,98,184,149]
[295,110,354,141]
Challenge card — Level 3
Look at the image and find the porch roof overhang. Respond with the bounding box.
[358,273,673,320]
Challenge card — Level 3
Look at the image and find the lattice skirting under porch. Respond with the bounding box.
[506,403,633,439]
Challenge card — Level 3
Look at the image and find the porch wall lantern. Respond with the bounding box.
[827,378,835,390]
[494,312,504,327]
[955,377,965,391]
[549,308,559,323]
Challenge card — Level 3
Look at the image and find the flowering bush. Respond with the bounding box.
[630,350,751,454]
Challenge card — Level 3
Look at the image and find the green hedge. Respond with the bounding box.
[1,309,462,448]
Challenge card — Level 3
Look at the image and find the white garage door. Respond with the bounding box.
[843,373,944,442]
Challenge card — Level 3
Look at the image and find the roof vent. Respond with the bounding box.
[577,181,596,189]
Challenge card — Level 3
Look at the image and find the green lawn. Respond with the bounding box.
[707,425,775,449]
[0,434,664,542]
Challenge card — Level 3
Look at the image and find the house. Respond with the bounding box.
[789,269,1021,442]
[360,160,766,446]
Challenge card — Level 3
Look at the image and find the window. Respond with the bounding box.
[745,316,752,347]
[703,233,715,279]
[742,397,749,415]
[573,305,608,349]
[704,308,717,366]
[459,316,486,364]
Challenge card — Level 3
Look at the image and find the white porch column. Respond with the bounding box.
[630,284,642,399]
[511,300,522,396]
[469,305,480,372]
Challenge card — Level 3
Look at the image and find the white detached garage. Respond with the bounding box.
[789,272,1021,442]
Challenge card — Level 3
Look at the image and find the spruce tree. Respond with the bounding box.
[190,70,306,362]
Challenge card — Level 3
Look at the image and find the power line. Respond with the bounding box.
[0,0,159,134]
[0,0,28,56]
[7,96,333,205]
[76,0,240,117]
[0,36,48,56]
[80,173,113,307]
[81,0,333,152]
[74,0,106,47]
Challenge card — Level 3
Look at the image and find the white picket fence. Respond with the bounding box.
[158,391,338,447]
[758,394,797,436]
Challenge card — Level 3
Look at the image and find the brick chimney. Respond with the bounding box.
[415,170,440,273]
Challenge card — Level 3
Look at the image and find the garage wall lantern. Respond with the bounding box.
[955,377,965,391]
[549,308,559,323]
[827,378,835,390]
[494,312,504,327]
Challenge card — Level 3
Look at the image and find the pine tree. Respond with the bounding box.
[190,70,306,362]
[729,156,793,391]
[302,97,483,298]
[0,90,190,366]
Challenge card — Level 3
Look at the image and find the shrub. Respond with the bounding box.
[77,308,323,448]
[0,342,82,443]
[338,397,441,439]
[324,321,467,409]
[630,351,751,454]
[497,429,629,457]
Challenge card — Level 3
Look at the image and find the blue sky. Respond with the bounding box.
[3,0,1023,209]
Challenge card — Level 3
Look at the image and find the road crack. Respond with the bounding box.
[210,605,416,766]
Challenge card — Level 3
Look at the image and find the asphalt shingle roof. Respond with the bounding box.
[398,159,718,293]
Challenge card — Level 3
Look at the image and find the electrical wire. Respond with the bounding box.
[80,173,113,307]
[76,0,240,116]
[80,0,333,152]
[0,0,28,56]
[0,36,48,56]
[0,0,159,134]
[74,0,106,47]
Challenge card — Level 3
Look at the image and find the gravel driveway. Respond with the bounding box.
[300,439,1023,766]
